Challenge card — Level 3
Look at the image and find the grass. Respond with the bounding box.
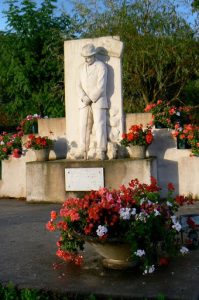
[0,283,166,300]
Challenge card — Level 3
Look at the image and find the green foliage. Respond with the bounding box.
[192,0,199,11]
[0,0,78,122]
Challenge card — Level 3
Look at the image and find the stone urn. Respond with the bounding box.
[86,237,136,270]
[128,145,146,159]
[34,148,50,161]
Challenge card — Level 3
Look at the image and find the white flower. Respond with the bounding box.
[143,265,155,275]
[180,246,189,255]
[131,208,136,215]
[0,141,5,145]
[171,215,177,223]
[172,222,182,232]
[166,201,173,207]
[119,208,131,220]
[96,225,108,237]
[136,212,148,222]
[154,209,160,216]
[134,249,145,257]
[140,198,146,205]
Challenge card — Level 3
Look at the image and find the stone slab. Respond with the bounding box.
[65,167,104,191]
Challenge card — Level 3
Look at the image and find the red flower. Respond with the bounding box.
[50,210,57,221]
[127,132,134,141]
[159,257,169,266]
[145,132,153,144]
[46,221,56,231]
[12,148,22,158]
[168,183,175,191]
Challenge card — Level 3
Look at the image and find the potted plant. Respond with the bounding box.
[184,124,199,156]
[24,134,53,161]
[120,124,153,158]
[0,131,23,160]
[172,124,199,154]
[17,114,41,135]
[144,100,191,129]
[46,177,192,274]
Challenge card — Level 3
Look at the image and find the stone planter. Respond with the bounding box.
[34,148,50,161]
[86,238,136,270]
[128,145,146,159]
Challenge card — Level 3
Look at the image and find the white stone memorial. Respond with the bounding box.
[64,36,124,160]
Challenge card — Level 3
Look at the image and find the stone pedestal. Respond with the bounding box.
[26,157,157,203]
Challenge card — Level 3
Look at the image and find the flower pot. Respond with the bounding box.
[86,238,136,270]
[177,137,191,149]
[34,148,50,161]
[155,122,168,129]
[128,145,146,158]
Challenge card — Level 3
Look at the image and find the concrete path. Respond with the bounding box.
[0,199,199,300]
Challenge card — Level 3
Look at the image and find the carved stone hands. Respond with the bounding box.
[82,95,92,105]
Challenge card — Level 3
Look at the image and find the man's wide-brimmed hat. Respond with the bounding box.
[81,43,97,57]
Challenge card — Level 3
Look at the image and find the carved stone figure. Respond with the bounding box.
[76,43,108,160]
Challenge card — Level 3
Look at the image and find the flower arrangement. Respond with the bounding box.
[172,123,199,156]
[46,177,192,274]
[120,124,153,147]
[17,114,41,134]
[24,134,53,150]
[0,132,23,160]
[144,100,191,129]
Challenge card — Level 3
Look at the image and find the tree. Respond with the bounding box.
[0,0,78,123]
[72,0,199,112]
[192,0,199,11]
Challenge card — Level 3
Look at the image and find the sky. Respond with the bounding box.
[0,0,73,31]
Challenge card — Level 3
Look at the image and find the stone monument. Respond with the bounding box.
[64,36,124,160]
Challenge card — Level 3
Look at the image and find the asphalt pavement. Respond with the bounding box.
[0,199,199,300]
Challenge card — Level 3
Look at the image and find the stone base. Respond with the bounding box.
[26,157,157,203]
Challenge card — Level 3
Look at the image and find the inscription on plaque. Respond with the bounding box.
[65,168,104,191]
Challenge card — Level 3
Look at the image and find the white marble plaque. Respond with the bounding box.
[65,168,104,191]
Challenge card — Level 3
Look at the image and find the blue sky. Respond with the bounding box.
[0,0,73,31]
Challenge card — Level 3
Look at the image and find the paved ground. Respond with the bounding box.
[0,199,199,300]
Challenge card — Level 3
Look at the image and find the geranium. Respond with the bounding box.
[144,100,191,129]
[46,177,193,274]
[0,132,23,160]
[24,134,53,150]
[120,124,153,147]
[172,123,199,156]
[17,114,41,134]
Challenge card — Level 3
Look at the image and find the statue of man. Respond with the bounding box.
[76,43,108,160]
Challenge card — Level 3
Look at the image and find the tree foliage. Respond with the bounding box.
[72,0,199,112]
[0,0,78,124]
